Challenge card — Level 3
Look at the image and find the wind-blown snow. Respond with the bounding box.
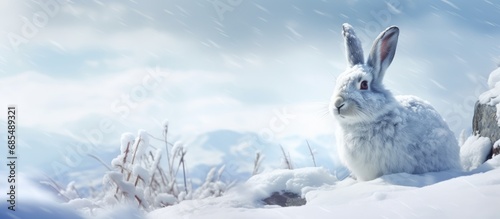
[148,157,500,219]
[479,67,500,125]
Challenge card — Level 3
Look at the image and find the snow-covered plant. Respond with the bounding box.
[101,128,232,211]
[306,140,317,167]
[52,123,234,215]
[279,144,293,170]
[252,152,264,176]
[41,178,81,202]
[103,130,154,210]
[191,165,229,199]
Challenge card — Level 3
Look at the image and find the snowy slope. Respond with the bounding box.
[5,157,499,219]
[148,156,500,219]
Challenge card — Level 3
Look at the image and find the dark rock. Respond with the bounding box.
[472,101,500,159]
[493,144,500,157]
[262,191,306,207]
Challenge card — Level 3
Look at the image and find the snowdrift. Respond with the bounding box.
[148,156,500,219]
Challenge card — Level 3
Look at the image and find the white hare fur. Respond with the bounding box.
[330,24,460,181]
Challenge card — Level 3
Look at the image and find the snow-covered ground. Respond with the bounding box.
[148,156,500,219]
[3,155,499,219]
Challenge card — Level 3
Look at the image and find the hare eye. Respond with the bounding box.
[360,80,369,90]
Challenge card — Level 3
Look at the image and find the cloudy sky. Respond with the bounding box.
[1,0,500,177]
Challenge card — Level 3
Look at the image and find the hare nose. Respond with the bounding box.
[334,97,345,110]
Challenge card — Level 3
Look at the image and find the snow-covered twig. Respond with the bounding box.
[306,140,317,167]
[181,152,188,193]
[88,154,112,171]
[280,144,293,170]
[163,121,173,181]
[40,177,71,202]
[252,152,263,175]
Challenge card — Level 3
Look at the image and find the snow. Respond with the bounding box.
[121,132,135,153]
[0,174,85,219]
[148,157,500,219]
[494,139,500,152]
[64,198,95,211]
[155,193,177,207]
[487,67,500,89]
[103,171,137,200]
[171,141,184,158]
[111,155,125,167]
[60,181,81,200]
[191,166,228,199]
[149,148,163,176]
[479,67,500,125]
[133,165,151,184]
[134,129,150,158]
[244,167,337,200]
[87,204,144,219]
[460,135,492,171]
[162,119,169,129]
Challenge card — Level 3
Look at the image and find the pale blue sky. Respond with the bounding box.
[0,0,499,178]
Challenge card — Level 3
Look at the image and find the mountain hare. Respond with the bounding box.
[330,24,460,181]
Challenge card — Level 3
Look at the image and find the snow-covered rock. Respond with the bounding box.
[473,67,500,160]
[244,167,337,201]
[473,102,499,153]
[493,139,500,158]
[478,67,500,124]
[262,191,306,207]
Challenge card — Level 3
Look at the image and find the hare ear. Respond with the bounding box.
[342,23,364,67]
[367,26,399,83]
